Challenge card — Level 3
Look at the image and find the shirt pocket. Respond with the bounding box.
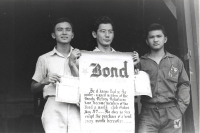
[166,65,179,83]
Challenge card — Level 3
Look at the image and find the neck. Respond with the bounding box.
[98,44,112,53]
[150,49,165,58]
[56,42,71,57]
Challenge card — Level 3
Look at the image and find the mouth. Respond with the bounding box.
[103,39,111,42]
[61,36,68,40]
[153,43,159,46]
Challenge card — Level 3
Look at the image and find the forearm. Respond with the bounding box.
[69,57,79,77]
[69,63,79,77]
[177,83,190,114]
[176,61,190,114]
[31,80,45,94]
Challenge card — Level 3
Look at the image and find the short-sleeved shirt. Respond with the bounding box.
[139,51,190,113]
[32,47,73,99]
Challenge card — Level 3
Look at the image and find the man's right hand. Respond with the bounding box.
[69,49,81,66]
[132,51,140,65]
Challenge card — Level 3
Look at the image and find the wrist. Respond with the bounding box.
[69,60,76,67]
[69,62,76,68]
[40,80,47,86]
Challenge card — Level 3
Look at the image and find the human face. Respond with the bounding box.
[146,30,167,51]
[52,22,74,44]
[93,23,114,47]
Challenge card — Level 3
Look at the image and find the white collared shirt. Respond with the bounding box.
[93,47,116,52]
[32,46,73,99]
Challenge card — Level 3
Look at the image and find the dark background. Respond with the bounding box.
[0,0,179,132]
[13,0,178,91]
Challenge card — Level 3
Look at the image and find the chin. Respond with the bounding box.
[103,43,111,46]
[60,40,71,44]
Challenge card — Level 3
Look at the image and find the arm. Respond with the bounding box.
[31,80,45,93]
[177,60,190,114]
[132,51,140,66]
[132,51,140,74]
[31,56,61,94]
[69,49,81,105]
[69,49,81,77]
[31,73,61,94]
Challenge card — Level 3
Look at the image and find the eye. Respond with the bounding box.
[157,35,162,38]
[149,36,154,39]
[109,30,113,34]
[100,30,106,33]
[66,28,71,31]
[57,28,62,31]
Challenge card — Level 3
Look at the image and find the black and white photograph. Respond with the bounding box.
[0,0,199,133]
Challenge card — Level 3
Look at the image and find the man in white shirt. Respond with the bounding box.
[31,17,81,133]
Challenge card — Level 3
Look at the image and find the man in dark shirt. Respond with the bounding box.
[138,23,190,133]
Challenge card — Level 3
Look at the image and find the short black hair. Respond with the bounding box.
[93,16,114,32]
[146,23,167,38]
[52,17,74,33]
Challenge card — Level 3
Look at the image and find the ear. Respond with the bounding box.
[146,39,149,45]
[51,33,56,39]
[92,31,97,38]
[164,36,168,43]
[71,33,74,39]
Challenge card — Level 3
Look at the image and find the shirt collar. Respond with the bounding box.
[93,47,116,52]
[50,46,74,58]
[141,51,174,59]
[164,51,174,58]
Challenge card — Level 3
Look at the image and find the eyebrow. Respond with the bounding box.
[99,29,113,31]
[57,27,72,30]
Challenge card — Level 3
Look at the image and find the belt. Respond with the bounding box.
[46,95,55,99]
[142,102,176,109]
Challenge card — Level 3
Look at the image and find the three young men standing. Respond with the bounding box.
[31,17,190,133]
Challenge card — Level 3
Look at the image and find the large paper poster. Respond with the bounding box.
[79,51,135,133]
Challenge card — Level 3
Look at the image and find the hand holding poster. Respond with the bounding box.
[79,51,135,133]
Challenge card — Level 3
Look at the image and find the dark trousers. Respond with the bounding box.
[138,103,182,133]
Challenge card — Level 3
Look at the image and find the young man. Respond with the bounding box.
[69,16,139,75]
[92,16,115,53]
[138,23,190,133]
[31,18,80,133]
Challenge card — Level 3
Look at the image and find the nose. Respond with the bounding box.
[105,31,109,37]
[63,29,67,34]
[154,37,158,42]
